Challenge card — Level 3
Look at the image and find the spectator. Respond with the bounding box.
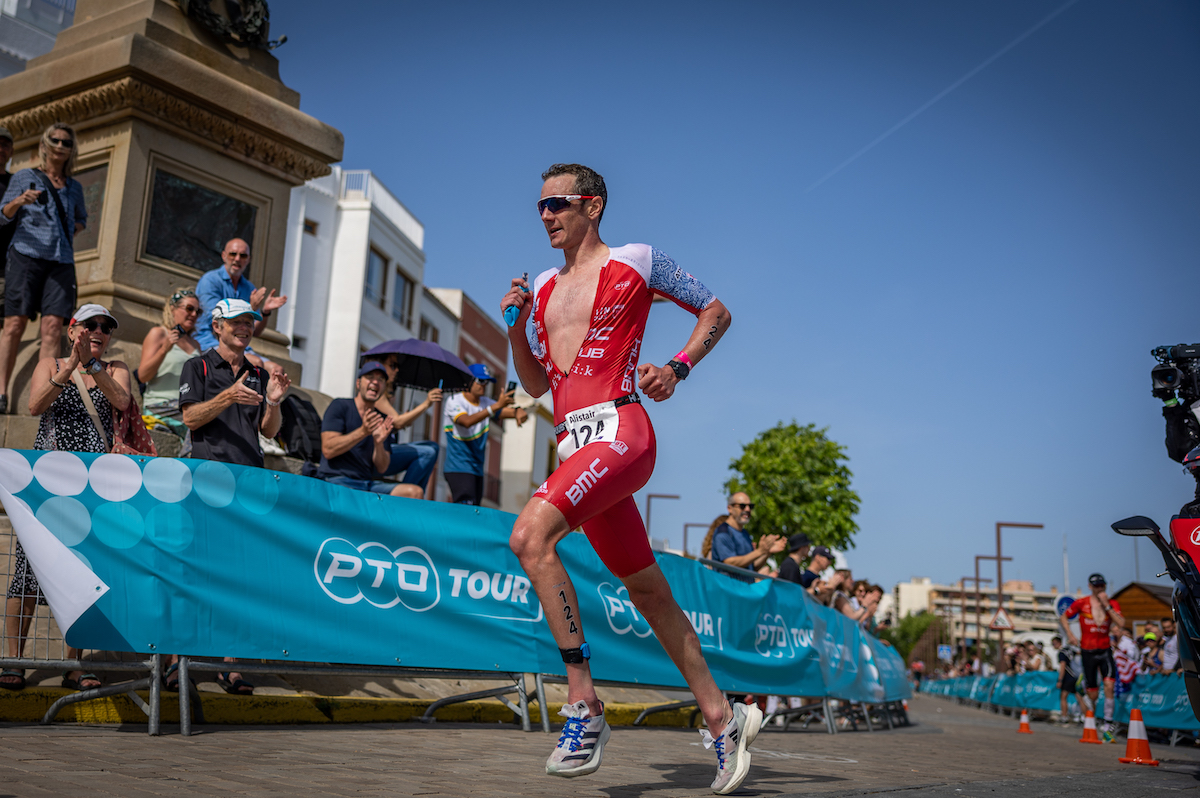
[442,364,525,505]
[0,127,13,333]
[0,123,87,414]
[776,533,811,585]
[710,492,785,582]
[803,545,835,592]
[862,584,885,631]
[193,238,286,376]
[368,353,442,497]
[1051,635,1079,724]
[139,287,201,434]
[1113,626,1139,703]
[1,304,131,692]
[179,298,289,696]
[1140,632,1164,675]
[699,514,727,560]
[180,298,290,470]
[1161,617,1180,672]
[1025,641,1045,672]
[318,361,423,498]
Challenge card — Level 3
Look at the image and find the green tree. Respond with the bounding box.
[878,611,938,661]
[724,421,859,551]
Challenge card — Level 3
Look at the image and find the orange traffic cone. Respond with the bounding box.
[1079,710,1103,744]
[1017,709,1033,734]
[1118,709,1160,766]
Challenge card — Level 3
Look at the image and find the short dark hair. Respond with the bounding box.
[542,163,607,223]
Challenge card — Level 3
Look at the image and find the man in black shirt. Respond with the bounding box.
[777,533,811,585]
[318,361,422,498]
[0,127,13,343]
[180,298,289,468]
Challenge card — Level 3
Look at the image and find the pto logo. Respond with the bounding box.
[315,538,440,612]
[755,612,796,659]
[598,581,653,637]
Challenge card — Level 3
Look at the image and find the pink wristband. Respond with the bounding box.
[674,351,693,368]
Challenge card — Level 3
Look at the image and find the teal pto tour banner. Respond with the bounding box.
[0,449,907,702]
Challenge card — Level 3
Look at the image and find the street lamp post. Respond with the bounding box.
[644,493,680,543]
[961,575,992,667]
[683,523,710,558]
[975,554,1010,663]
[994,522,1044,660]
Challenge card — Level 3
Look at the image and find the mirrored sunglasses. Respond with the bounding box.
[536,194,598,214]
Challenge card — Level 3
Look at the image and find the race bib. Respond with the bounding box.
[556,401,620,462]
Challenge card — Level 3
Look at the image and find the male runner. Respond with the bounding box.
[1060,572,1124,740]
[501,163,758,794]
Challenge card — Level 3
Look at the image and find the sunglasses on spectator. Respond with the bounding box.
[49,137,73,148]
[537,195,598,214]
[178,305,200,315]
[80,319,115,335]
[730,502,754,510]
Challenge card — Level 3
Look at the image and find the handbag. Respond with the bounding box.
[71,368,157,456]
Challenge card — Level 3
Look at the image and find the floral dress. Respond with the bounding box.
[6,360,111,604]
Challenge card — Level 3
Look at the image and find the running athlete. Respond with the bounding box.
[1060,572,1125,739]
[501,163,759,795]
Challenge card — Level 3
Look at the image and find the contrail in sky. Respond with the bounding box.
[805,0,1081,193]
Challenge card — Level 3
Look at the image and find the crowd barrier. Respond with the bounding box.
[0,449,909,733]
[921,672,1200,731]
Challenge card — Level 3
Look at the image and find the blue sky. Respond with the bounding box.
[272,1,1200,598]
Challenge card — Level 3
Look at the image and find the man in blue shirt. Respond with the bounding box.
[710,492,786,582]
[194,238,287,375]
[318,361,424,498]
[442,363,526,504]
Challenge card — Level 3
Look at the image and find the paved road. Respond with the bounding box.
[1,695,1198,796]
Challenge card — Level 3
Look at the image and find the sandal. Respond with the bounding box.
[216,672,254,695]
[163,663,180,692]
[0,669,25,691]
[62,671,101,691]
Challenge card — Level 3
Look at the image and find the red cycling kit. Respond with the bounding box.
[528,244,716,577]
[1064,595,1122,688]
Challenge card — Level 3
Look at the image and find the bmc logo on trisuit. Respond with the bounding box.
[565,458,609,506]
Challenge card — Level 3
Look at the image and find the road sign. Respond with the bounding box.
[937,644,953,662]
[988,607,1015,631]
[1055,594,1075,617]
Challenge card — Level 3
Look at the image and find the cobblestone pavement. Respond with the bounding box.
[1,695,1198,796]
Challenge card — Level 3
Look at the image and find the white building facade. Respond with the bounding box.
[279,167,427,399]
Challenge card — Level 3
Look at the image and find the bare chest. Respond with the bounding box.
[543,268,602,372]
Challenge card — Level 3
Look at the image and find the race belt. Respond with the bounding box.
[553,393,640,436]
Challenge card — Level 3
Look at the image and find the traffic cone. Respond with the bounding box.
[1079,710,1103,744]
[1118,709,1160,766]
[1017,709,1033,734]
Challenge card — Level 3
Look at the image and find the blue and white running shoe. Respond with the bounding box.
[545,700,610,777]
[700,702,763,795]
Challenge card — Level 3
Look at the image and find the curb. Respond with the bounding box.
[0,688,702,728]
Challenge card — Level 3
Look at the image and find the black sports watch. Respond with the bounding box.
[667,359,689,381]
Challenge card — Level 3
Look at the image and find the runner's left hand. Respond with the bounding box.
[637,363,677,402]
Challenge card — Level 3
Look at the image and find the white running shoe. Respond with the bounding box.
[545,700,610,777]
[700,702,763,795]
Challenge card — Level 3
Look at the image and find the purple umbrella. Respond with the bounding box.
[362,338,475,391]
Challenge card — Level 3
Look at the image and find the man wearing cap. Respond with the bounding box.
[803,546,835,591]
[710,493,785,582]
[179,298,290,468]
[317,361,427,498]
[442,363,526,505]
[776,533,811,586]
[1060,572,1125,739]
[194,238,287,375]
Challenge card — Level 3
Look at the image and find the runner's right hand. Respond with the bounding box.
[501,277,532,326]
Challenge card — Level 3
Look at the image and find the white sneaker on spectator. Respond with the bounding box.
[701,702,762,795]
[545,700,610,777]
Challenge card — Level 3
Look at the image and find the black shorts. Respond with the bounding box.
[445,472,482,505]
[5,248,76,321]
[1081,648,1115,690]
